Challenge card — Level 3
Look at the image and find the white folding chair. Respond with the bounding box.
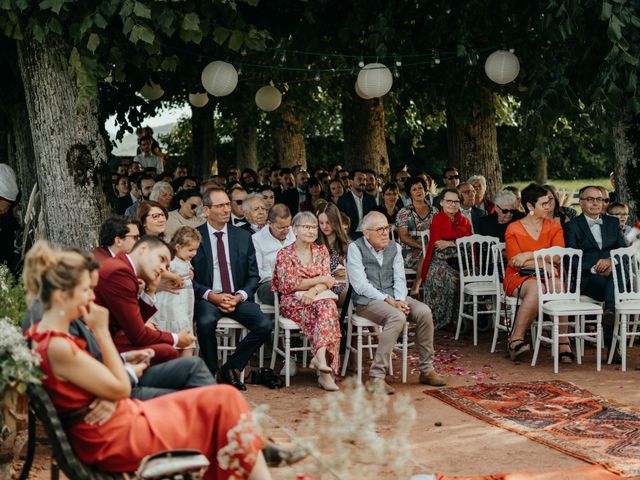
[531,247,602,373]
[341,301,413,383]
[490,243,518,352]
[409,229,430,258]
[269,292,312,387]
[216,317,264,382]
[455,234,500,346]
[610,246,640,371]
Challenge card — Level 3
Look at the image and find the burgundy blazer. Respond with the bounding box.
[95,253,174,349]
[91,246,112,263]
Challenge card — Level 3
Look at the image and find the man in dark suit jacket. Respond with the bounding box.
[95,236,195,364]
[281,170,310,216]
[565,186,627,351]
[192,188,272,390]
[337,169,376,239]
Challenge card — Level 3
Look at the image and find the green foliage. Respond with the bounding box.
[0,264,27,328]
[0,317,41,397]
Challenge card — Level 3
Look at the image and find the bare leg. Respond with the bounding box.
[410,256,425,296]
[248,452,272,480]
[509,280,538,344]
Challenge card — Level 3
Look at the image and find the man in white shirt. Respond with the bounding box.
[347,211,446,394]
[252,204,296,305]
[133,135,163,173]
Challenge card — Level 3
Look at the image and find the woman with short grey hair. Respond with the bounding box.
[272,211,342,391]
[149,181,174,210]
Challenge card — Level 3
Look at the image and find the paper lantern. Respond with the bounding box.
[201,61,238,97]
[356,63,393,98]
[189,93,209,108]
[139,81,164,101]
[255,85,282,112]
[484,50,520,85]
[354,81,373,100]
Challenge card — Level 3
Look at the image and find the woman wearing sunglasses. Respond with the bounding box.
[165,189,205,240]
[477,190,524,242]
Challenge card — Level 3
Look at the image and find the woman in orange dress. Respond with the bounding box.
[504,183,571,363]
[23,241,270,480]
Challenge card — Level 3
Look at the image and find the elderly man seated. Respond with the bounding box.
[252,204,296,305]
[241,193,268,233]
[346,211,447,394]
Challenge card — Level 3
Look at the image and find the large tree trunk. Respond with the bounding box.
[235,111,258,172]
[17,38,110,249]
[612,107,640,222]
[342,85,390,179]
[274,98,307,168]
[6,101,37,218]
[191,102,216,178]
[446,88,502,198]
[535,155,548,185]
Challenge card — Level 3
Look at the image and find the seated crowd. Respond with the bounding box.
[22,155,631,478]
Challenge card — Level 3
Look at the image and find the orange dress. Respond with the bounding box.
[26,328,263,479]
[503,219,565,296]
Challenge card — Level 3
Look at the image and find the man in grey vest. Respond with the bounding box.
[346,211,447,394]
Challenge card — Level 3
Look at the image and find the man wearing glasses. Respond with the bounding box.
[432,167,460,208]
[93,215,141,262]
[565,186,627,361]
[228,186,249,227]
[395,170,411,206]
[346,211,447,395]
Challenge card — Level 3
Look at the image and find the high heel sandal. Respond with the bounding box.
[508,339,530,362]
[558,342,575,364]
[309,357,333,374]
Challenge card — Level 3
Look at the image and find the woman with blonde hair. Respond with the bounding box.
[23,241,271,479]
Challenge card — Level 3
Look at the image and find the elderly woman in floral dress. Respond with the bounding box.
[272,211,341,391]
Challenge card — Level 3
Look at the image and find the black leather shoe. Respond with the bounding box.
[219,366,247,391]
[262,442,308,468]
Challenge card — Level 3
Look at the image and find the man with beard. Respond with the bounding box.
[125,174,155,217]
[337,169,376,239]
[282,169,310,216]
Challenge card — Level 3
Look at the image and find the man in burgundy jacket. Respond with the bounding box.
[95,235,195,364]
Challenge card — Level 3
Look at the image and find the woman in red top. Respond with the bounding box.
[504,183,570,363]
[23,241,270,480]
[422,188,472,329]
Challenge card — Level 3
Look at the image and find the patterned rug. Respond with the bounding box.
[425,381,640,478]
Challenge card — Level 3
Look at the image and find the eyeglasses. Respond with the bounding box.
[446,175,460,180]
[150,213,166,220]
[496,206,518,215]
[367,225,391,235]
[295,224,318,231]
[189,203,199,210]
[580,197,604,203]
[123,234,140,241]
[443,199,460,205]
[233,200,244,205]
[610,212,629,217]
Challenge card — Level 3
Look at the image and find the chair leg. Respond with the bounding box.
[258,345,264,368]
[284,330,291,387]
[341,321,352,377]
[455,290,465,340]
[302,337,308,367]
[596,318,602,372]
[366,330,374,359]
[402,325,408,384]
[621,314,628,372]
[531,314,542,367]
[356,327,363,383]
[608,315,620,365]
[472,295,478,346]
[490,301,501,353]
[574,317,582,365]
[629,314,638,347]
[270,321,279,370]
[553,320,559,374]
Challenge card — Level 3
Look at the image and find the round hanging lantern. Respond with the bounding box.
[354,81,373,100]
[139,81,164,101]
[255,85,282,112]
[484,50,520,85]
[356,63,393,98]
[201,61,238,97]
[189,92,209,108]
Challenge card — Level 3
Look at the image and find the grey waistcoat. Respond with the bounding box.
[352,236,397,306]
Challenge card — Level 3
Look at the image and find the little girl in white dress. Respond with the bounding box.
[154,226,201,356]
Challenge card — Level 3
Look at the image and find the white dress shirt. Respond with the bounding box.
[460,207,474,232]
[203,223,248,301]
[351,191,364,232]
[252,226,296,282]
[347,239,408,301]
[586,215,603,249]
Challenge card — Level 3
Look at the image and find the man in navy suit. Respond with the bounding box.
[337,169,376,239]
[564,185,627,354]
[192,188,272,390]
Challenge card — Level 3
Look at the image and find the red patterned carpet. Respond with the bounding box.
[425,381,640,478]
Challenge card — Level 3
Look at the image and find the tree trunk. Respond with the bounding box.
[274,98,307,169]
[6,100,37,219]
[17,38,110,249]
[342,85,389,179]
[612,107,640,222]
[535,155,548,185]
[446,88,502,198]
[191,102,216,178]
[235,107,258,172]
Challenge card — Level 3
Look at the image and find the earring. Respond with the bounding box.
[57,309,66,316]
[529,210,534,216]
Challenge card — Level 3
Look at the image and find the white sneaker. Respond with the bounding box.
[279,357,298,377]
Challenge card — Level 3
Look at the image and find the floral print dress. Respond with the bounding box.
[395,204,436,268]
[272,243,341,373]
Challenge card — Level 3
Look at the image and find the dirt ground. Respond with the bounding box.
[17,328,640,479]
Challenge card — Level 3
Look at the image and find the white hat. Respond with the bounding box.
[0,164,19,202]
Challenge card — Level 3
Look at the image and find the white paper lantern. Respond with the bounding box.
[255,85,282,112]
[354,81,373,100]
[139,81,164,101]
[484,50,520,85]
[356,63,393,98]
[189,92,209,108]
[201,61,238,97]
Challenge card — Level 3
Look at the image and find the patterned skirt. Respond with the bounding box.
[424,247,460,329]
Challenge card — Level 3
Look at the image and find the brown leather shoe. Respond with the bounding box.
[365,377,395,395]
[419,371,447,387]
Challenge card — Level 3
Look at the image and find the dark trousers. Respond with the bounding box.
[194,299,272,373]
[582,273,619,348]
[132,356,216,400]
